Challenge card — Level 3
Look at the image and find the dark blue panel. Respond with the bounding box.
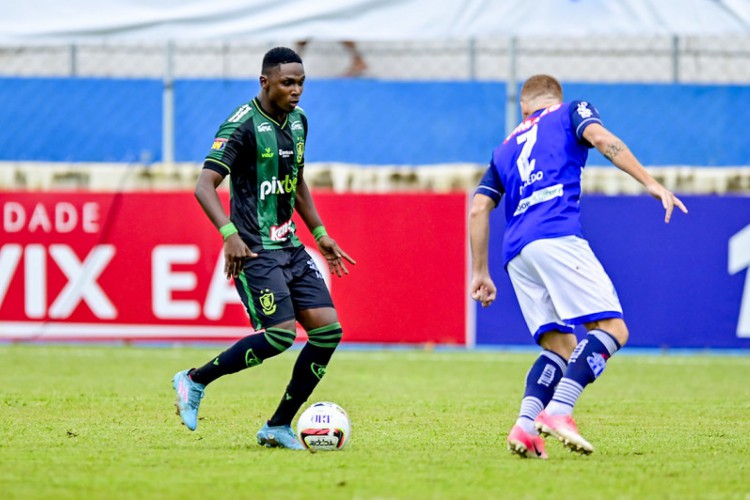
[0,77,162,162]
[475,195,750,349]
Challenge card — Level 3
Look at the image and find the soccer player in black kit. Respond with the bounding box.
[172,47,355,449]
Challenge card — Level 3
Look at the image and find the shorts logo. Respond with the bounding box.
[211,138,227,150]
[307,259,322,279]
[259,289,277,315]
[295,140,305,164]
[257,122,273,133]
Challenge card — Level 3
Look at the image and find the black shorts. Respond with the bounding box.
[234,245,334,330]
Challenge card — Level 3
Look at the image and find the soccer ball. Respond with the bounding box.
[297,401,350,451]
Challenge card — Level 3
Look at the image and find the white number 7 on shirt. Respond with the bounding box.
[516,125,538,182]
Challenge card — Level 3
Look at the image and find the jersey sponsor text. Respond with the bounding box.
[259,175,298,201]
[514,184,564,216]
[270,219,295,242]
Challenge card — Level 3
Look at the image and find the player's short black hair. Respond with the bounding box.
[262,47,302,75]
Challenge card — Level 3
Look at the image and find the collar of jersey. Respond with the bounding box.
[253,97,288,129]
[529,107,547,118]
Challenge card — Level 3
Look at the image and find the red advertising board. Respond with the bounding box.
[0,191,467,344]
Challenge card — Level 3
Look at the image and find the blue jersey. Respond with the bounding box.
[476,100,602,266]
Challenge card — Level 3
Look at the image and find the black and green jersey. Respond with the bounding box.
[204,98,307,252]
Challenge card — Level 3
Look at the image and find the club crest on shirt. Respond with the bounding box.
[296,140,305,164]
[576,101,594,119]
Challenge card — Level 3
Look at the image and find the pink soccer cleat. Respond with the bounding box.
[534,410,594,455]
[507,424,548,459]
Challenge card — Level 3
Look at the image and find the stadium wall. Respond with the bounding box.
[1,192,748,349]
[1,77,749,166]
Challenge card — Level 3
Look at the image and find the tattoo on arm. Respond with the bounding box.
[603,141,627,161]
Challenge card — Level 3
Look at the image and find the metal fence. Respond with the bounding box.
[2,37,750,82]
[1,37,749,193]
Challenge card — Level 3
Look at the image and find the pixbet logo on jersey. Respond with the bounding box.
[259,175,297,200]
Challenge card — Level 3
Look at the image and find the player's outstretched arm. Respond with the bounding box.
[294,169,356,277]
[469,194,497,307]
[582,123,688,223]
[195,168,256,278]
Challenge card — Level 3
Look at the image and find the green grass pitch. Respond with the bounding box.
[1,344,749,499]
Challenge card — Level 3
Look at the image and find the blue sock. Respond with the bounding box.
[516,350,567,433]
[547,329,621,416]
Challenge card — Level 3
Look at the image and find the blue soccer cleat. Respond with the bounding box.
[172,370,205,431]
[256,422,305,450]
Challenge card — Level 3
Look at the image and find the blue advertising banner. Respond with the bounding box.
[475,195,750,349]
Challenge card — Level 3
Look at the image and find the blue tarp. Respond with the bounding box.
[1,77,748,166]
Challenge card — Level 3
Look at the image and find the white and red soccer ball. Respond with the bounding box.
[297,401,350,451]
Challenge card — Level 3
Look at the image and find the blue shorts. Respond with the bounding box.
[235,246,334,330]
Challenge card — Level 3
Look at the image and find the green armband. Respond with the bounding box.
[311,226,328,241]
[219,222,238,240]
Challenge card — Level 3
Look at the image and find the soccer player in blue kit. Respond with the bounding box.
[469,75,687,458]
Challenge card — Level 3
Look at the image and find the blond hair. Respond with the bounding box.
[521,75,563,103]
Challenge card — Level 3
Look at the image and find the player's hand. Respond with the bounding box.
[223,234,257,279]
[470,275,496,307]
[317,235,356,277]
[645,182,688,223]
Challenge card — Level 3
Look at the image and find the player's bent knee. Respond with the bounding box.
[586,318,629,346]
[539,331,577,360]
[264,324,298,353]
[297,307,339,330]
[306,322,343,349]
